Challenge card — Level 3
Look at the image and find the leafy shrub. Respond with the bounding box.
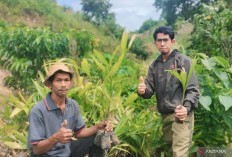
[129,38,148,59]
[190,3,232,64]
[0,27,69,90]
[192,54,232,151]
[0,32,163,156]
[73,30,96,57]
[138,19,159,33]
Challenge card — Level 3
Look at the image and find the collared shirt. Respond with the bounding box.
[27,93,86,156]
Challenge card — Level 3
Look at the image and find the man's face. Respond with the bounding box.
[154,33,175,55]
[49,72,71,97]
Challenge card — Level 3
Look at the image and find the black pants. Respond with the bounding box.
[31,135,104,157]
[70,135,104,157]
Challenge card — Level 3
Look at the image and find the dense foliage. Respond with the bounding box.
[81,0,115,24]
[193,54,232,150]
[138,19,159,33]
[153,0,220,26]
[129,38,148,59]
[190,3,232,64]
[0,33,164,156]
[0,28,69,90]
[0,0,232,156]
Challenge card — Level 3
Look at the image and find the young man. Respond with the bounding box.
[27,63,112,157]
[138,26,199,157]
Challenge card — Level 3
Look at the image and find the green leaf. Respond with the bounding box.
[213,56,229,68]
[4,141,25,149]
[10,108,22,118]
[123,94,138,106]
[81,58,91,77]
[186,56,197,89]
[213,69,230,89]
[201,58,214,70]
[199,96,212,111]
[166,70,182,84]
[219,95,232,111]
[91,55,105,72]
[196,53,208,60]
[93,50,108,66]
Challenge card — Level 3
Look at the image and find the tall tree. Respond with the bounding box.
[153,0,219,26]
[81,0,115,24]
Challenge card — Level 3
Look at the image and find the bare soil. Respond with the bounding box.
[0,68,12,111]
[0,68,30,156]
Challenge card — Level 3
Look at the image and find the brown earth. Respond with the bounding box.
[0,69,30,157]
[0,68,12,111]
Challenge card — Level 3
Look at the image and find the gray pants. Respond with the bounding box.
[70,135,105,157]
[30,135,104,157]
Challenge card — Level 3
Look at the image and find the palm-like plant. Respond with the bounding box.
[166,56,197,106]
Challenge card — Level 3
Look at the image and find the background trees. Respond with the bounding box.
[81,0,115,24]
[153,0,220,26]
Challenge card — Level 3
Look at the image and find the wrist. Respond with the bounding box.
[50,133,59,143]
[186,106,190,115]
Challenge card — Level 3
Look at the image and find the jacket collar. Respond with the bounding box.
[156,49,179,63]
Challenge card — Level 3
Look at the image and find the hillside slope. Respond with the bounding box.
[0,0,119,52]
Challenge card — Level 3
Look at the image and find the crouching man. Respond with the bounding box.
[27,63,112,157]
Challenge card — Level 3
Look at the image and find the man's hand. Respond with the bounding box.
[98,120,113,132]
[175,105,188,121]
[54,120,73,144]
[138,76,146,95]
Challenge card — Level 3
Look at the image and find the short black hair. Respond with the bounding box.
[153,26,175,41]
[48,70,73,83]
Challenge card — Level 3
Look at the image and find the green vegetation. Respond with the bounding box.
[81,0,114,24]
[0,0,232,156]
[190,2,232,63]
[0,28,69,90]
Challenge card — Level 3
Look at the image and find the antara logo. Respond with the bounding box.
[198,148,205,155]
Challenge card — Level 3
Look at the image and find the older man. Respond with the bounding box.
[27,63,112,157]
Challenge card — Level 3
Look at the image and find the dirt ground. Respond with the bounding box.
[0,69,30,156]
[0,68,12,111]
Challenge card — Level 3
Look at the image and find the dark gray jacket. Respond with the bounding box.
[140,49,200,114]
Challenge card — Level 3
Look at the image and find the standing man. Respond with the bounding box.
[138,26,199,157]
[27,63,112,157]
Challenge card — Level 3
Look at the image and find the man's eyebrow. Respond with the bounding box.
[157,38,169,39]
